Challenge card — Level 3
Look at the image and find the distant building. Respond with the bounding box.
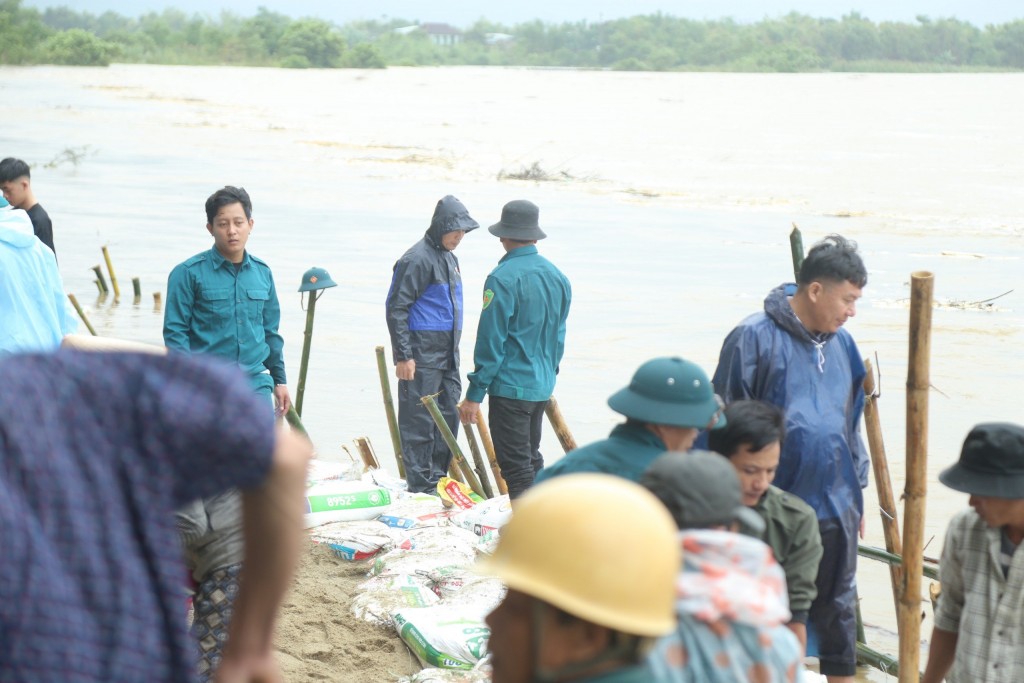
[393,22,463,46]
[485,33,515,46]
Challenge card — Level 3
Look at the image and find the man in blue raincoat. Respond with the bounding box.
[710,233,868,683]
[386,195,479,493]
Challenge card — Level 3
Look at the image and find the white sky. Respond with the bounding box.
[24,0,1023,27]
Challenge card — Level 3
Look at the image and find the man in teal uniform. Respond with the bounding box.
[535,356,726,484]
[481,473,680,683]
[162,185,291,681]
[459,199,571,499]
[163,185,291,414]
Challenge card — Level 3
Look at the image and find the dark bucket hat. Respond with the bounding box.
[488,199,547,241]
[939,423,1024,498]
[607,357,726,430]
[640,450,765,534]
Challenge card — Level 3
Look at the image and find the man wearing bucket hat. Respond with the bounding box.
[480,473,680,682]
[921,423,1024,683]
[387,195,479,493]
[0,195,77,353]
[534,356,725,484]
[639,451,803,682]
[458,199,571,499]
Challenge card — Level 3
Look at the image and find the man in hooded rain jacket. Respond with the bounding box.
[386,195,479,493]
[710,233,868,683]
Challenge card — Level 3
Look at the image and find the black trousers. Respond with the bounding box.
[488,395,548,499]
[397,366,460,493]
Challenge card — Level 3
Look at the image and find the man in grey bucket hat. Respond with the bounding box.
[534,356,725,484]
[459,199,571,500]
[922,423,1024,683]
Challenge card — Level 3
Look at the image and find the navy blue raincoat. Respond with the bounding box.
[711,283,868,524]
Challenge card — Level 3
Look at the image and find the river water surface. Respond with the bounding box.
[2,64,1023,679]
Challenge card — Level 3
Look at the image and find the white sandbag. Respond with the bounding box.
[392,606,490,670]
[397,661,492,682]
[362,467,410,494]
[377,495,452,530]
[448,495,512,536]
[422,567,506,612]
[351,573,441,625]
[475,530,500,557]
[371,526,479,577]
[308,520,400,561]
[306,458,360,486]
[304,480,393,529]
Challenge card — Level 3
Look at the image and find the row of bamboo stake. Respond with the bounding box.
[369,345,578,501]
[67,245,162,337]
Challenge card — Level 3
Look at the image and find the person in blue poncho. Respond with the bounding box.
[710,234,868,683]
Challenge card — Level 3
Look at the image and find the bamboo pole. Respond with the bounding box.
[132,277,141,303]
[789,223,805,281]
[294,292,318,417]
[544,395,578,453]
[284,406,309,439]
[421,393,486,498]
[474,410,508,495]
[67,294,97,336]
[101,245,120,299]
[863,357,904,620]
[374,346,406,478]
[153,292,162,310]
[899,271,933,683]
[463,421,495,499]
[353,436,381,471]
[91,265,109,294]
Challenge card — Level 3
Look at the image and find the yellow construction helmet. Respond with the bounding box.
[479,473,680,637]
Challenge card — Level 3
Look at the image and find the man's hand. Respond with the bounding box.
[458,400,481,425]
[273,384,292,417]
[395,359,416,381]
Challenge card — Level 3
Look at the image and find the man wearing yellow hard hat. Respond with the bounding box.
[480,473,680,682]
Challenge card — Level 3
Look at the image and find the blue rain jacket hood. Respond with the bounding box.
[712,283,868,523]
[387,196,477,370]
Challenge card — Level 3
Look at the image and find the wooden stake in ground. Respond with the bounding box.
[421,393,486,498]
[545,395,578,453]
[353,436,381,471]
[863,357,904,620]
[374,346,406,478]
[463,421,495,499]
[67,294,97,336]
[474,410,508,495]
[899,271,933,683]
[91,265,109,294]
[101,245,120,299]
[132,277,141,302]
[790,223,805,281]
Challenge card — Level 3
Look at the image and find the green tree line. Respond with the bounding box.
[1,0,1023,71]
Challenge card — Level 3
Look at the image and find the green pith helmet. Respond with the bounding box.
[607,356,726,430]
[298,267,337,293]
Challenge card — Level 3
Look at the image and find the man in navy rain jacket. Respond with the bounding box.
[386,195,479,493]
[710,234,868,683]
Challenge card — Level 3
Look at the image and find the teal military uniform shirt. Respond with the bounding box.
[466,245,571,403]
[534,422,667,484]
[163,248,286,391]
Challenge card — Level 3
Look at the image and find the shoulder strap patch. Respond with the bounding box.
[481,289,494,310]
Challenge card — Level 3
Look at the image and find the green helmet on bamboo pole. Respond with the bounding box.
[295,267,337,417]
[298,266,337,292]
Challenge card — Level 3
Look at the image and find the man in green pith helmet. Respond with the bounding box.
[534,356,725,484]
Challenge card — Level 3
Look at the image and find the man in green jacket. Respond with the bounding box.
[535,356,726,484]
[459,199,571,499]
[709,399,823,652]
